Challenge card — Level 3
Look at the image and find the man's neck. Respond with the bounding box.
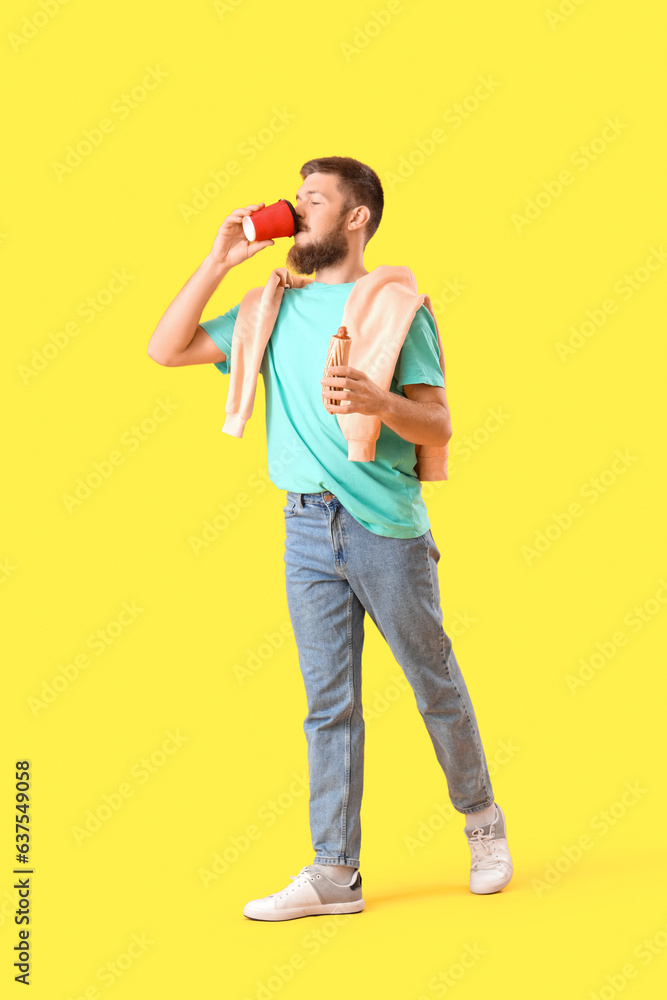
[313,261,370,285]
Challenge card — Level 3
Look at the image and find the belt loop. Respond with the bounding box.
[297,493,304,508]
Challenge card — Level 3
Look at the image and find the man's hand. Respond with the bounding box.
[209,203,275,270]
[320,365,386,415]
[321,366,451,446]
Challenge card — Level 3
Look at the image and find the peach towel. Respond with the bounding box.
[220,265,448,481]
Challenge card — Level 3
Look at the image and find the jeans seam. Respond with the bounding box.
[423,530,436,610]
[440,634,493,804]
[314,855,361,866]
[339,583,355,859]
[422,532,493,808]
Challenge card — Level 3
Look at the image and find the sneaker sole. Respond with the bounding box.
[470,866,513,894]
[243,899,365,921]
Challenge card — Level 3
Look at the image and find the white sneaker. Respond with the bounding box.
[465,803,513,894]
[243,864,365,921]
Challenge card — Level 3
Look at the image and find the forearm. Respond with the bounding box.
[377,390,452,447]
[147,254,231,362]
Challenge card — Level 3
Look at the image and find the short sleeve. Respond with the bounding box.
[394,304,445,390]
[200,302,240,374]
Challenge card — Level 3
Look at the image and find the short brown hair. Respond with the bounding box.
[299,156,384,247]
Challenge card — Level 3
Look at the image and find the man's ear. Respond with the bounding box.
[348,206,371,232]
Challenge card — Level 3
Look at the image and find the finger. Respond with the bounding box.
[248,240,275,253]
[324,401,354,412]
[325,367,359,382]
[322,388,350,398]
[229,203,265,218]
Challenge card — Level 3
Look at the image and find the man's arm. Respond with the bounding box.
[147,255,231,366]
[146,202,274,367]
[321,368,452,447]
[378,382,452,447]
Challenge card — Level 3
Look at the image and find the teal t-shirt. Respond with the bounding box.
[200,280,445,538]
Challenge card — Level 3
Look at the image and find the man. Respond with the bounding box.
[147,156,512,921]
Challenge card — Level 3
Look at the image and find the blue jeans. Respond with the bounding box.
[283,490,495,869]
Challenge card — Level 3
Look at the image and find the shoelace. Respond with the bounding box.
[468,826,505,871]
[278,866,319,898]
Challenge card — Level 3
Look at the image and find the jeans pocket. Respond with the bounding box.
[283,500,298,518]
[420,528,440,563]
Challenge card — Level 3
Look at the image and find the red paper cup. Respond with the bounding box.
[242,199,300,242]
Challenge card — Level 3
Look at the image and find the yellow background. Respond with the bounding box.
[2,0,666,996]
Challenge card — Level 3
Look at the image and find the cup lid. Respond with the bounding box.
[280,199,300,235]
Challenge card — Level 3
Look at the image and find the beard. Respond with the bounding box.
[286,209,352,275]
